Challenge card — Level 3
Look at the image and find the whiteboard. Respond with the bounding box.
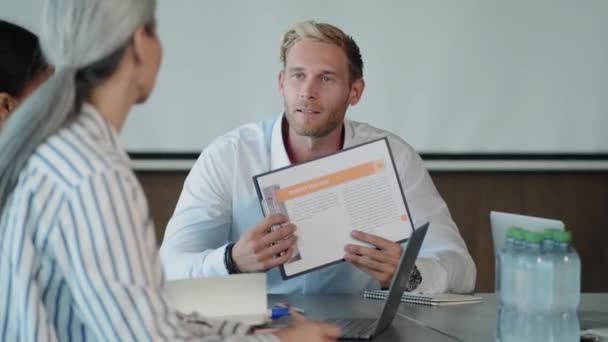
[3,0,608,155]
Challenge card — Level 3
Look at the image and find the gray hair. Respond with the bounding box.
[0,0,156,212]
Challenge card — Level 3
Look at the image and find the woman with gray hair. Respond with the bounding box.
[0,1,339,341]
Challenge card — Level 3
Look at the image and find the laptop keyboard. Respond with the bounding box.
[323,318,377,340]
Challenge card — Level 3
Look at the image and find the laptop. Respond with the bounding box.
[489,211,565,255]
[321,222,429,340]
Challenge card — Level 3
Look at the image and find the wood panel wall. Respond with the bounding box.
[136,171,608,292]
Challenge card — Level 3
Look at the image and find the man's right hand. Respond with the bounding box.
[231,214,298,272]
[273,310,341,342]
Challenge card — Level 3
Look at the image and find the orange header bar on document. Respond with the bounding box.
[274,159,385,202]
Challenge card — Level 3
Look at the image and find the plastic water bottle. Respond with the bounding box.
[502,228,525,309]
[521,231,545,340]
[553,231,580,342]
[497,228,581,342]
[541,229,559,340]
[496,227,524,342]
[499,230,545,341]
[496,227,515,341]
[496,227,520,292]
[542,229,559,253]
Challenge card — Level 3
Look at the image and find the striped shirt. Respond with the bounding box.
[0,104,278,342]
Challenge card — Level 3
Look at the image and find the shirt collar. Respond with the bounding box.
[80,103,130,164]
[270,113,291,170]
[269,113,354,170]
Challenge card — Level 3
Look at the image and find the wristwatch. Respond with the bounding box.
[405,265,422,292]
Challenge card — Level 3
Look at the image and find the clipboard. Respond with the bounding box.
[253,137,414,279]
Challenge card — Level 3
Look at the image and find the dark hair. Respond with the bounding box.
[0,20,49,97]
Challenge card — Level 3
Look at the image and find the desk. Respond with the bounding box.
[397,293,608,341]
[270,294,608,341]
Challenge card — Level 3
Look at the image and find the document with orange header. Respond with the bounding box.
[253,137,414,279]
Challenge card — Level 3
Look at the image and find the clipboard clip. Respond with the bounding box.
[261,197,290,257]
[261,197,284,233]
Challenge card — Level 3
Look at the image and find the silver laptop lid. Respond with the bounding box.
[490,211,564,254]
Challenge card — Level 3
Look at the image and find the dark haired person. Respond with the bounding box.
[0,19,52,126]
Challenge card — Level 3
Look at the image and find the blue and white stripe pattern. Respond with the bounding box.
[0,104,278,342]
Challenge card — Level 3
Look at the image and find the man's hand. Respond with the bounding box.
[344,230,402,288]
[231,214,298,273]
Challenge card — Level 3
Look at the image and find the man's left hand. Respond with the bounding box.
[344,230,402,288]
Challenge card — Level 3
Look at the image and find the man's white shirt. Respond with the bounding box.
[161,114,476,295]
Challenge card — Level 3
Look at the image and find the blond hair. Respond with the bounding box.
[280,20,363,81]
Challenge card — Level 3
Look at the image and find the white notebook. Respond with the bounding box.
[364,289,483,306]
[166,273,268,325]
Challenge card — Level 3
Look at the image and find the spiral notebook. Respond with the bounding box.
[364,290,483,306]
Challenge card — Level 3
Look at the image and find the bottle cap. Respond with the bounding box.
[543,229,559,240]
[513,227,526,240]
[524,231,543,243]
[507,227,525,240]
[554,230,572,243]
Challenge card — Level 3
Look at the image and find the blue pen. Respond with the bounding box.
[270,307,290,320]
[273,301,305,314]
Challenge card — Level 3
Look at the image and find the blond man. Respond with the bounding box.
[161,20,476,295]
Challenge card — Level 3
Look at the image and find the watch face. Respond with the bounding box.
[406,266,422,292]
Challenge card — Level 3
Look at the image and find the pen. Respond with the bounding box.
[273,301,305,314]
[269,307,290,320]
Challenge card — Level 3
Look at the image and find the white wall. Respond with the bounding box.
[3,0,608,154]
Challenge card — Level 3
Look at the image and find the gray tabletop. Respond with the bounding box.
[396,293,608,341]
[270,293,608,341]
